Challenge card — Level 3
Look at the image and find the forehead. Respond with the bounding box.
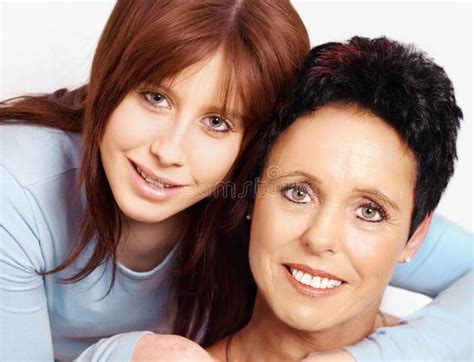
[163,51,224,88]
[149,49,243,118]
[268,105,417,191]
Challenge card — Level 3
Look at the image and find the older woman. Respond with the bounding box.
[203,36,466,360]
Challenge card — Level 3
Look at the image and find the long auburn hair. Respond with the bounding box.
[0,0,309,344]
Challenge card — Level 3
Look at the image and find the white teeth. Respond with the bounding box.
[295,270,304,282]
[300,273,312,286]
[289,268,342,290]
[310,276,321,288]
[136,166,172,189]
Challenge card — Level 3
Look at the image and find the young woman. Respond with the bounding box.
[0,1,309,360]
[1,3,471,362]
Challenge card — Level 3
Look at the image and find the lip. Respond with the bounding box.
[283,264,347,298]
[127,159,186,201]
[131,160,184,187]
[285,263,345,282]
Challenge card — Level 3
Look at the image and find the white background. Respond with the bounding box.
[1,0,472,233]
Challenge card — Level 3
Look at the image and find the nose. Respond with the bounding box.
[150,121,187,168]
[300,204,341,256]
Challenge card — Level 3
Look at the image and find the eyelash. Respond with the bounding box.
[281,183,313,204]
[203,116,233,134]
[138,90,233,134]
[356,201,389,223]
[139,91,170,109]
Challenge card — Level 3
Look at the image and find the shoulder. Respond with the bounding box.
[1,123,84,271]
[131,334,215,362]
[0,122,81,187]
[206,338,227,361]
[429,214,471,238]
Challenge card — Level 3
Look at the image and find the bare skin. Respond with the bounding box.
[206,311,399,361]
[131,334,215,362]
[100,50,244,273]
[129,295,398,361]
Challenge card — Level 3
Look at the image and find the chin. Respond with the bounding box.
[118,202,175,224]
[278,309,334,332]
[127,212,171,224]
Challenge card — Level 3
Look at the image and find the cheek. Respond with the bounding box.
[102,99,152,151]
[190,134,243,185]
[248,197,297,289]
[345,226,405,285]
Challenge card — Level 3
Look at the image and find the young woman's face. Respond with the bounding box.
[100,51,244,224]
[249,105,419,333]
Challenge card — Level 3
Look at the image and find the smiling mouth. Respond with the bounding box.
[133,163,182,189]
[285,265,345,290]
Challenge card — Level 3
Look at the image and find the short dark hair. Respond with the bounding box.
[253,36,462,234]
[191,36,463,346]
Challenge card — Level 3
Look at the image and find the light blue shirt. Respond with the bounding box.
[1,123,472,361]
[1,124,176,361]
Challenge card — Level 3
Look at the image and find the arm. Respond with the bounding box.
[308,214,473,361]
[344,271,472,361]
[130,334,215,362]
[390,214,472,297]
[75,331,152,361]
[0,166,54,360]
[76,333,215,361]
[1,167,156,361]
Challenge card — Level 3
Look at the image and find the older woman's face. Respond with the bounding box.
[249,104,420,332]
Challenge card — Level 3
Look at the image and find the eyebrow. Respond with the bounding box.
[275,170,323,186]
[354,188,400,211]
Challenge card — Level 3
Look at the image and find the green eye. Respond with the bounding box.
[292,189,307,201]
[282,185,312,204]
[355,203,386,223]
[362,207,377,219]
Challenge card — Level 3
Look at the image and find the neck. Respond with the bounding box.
[117,209,189,272]
[232,294,382,361]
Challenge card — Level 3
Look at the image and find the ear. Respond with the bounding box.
[399,213,433,263]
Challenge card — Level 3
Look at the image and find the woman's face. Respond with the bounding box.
[100,50,244,224]
[249,104,423,333]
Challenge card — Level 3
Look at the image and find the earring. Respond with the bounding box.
[404,257,411,263]
[246,214,251,220]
